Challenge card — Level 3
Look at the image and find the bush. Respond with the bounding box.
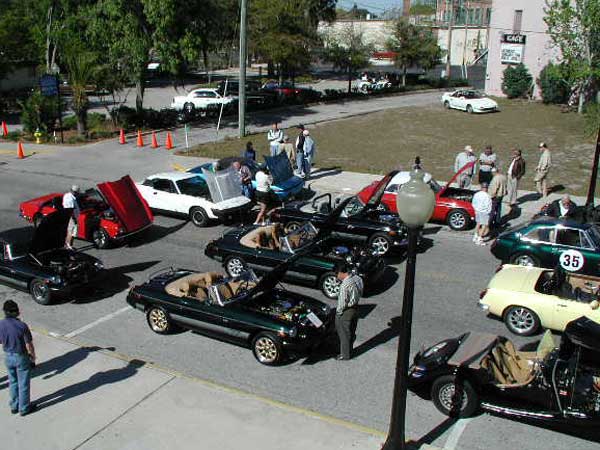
[423,77,469,89]
[111,106,180,130]
[19,91,62,134]
[538,63,569,104]
[501,63,533,99]
[584,103,600,139]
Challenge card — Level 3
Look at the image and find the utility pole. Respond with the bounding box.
[445,0,454,79]
[239,0,248,138]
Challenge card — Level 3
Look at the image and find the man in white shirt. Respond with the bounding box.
[478,145,496,185]
[254,169,273,225]
[267,123,284,157]
[471,183,492,245]
[62,185,80,249]
[454,145,476,188]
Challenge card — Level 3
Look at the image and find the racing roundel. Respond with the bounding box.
[559,249,585,272]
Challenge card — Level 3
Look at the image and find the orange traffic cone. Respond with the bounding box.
[17,142,24,159]
[151,131,159,148]
[1,121,8,137]
[165,132,173,150]
[136,130,144,147]
[119,128,126,144]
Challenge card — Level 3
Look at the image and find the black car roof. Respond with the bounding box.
[564,317,600,352]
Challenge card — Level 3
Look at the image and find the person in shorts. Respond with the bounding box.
[254,168,277,225]
[62,185,80,249]
[471,183,492,245]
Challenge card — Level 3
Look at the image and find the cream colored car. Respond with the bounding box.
[479,264,600,336]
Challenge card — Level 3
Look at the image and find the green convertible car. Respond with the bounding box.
[491,218,600,275]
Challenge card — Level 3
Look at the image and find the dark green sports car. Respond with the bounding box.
[491,218,600,275]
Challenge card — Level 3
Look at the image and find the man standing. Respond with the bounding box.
[301,129,316,179]
[295,124,306,177]
[535,142,552,198]
[488,167,507,228]
[63,184,80,249]
[279,135,295,168]
[471,183,492,245]
[267,123,283,157]
[478,145,496,185]
[335,266,363,361]
[506,148,526,208]
[232,161,253,199]
[454,145,476,188]
[0,300,36,416]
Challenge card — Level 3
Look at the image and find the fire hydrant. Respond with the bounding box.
[34,128,42,144]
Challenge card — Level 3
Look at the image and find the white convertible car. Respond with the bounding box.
[170,88,236,113]
[441,89,499,113]
[137,172,252,227]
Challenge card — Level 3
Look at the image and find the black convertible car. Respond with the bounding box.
[126,265,334,365]
[408,317,600,429]
[270,171,409,256]
[204,221,385,298]
[0,210,104,304]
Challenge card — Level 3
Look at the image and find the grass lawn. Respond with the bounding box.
[180,99,594,196]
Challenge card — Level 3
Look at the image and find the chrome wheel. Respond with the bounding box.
[370,236,390,256]
[321,274,341,299]
[92,229,109,249]
[285,222,301,233]
[438,383,467,412]
[513,254,536,267]
[447,210,468,231]
[226,257,246,277]
[148,308,169,333]
[30,279,51,305]
[505,306,538,335]
[253,336,280,364]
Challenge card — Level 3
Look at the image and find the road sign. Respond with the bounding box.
[39,74,59,97]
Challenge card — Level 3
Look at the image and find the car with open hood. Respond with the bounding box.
[19,175,153,249]
[478,265,600,336]
[126,264,334,365]
[270,171,409,255]
[441,89,499,114]
[357,164,476,231]
[0,210,104,304]
[137,170,252,227]
[408,317,600,429]
[204,217,385,299]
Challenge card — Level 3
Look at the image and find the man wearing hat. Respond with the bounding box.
[300,129,316,179]
[454,145,476,188]
[0,300,36,415]
[535,142,552,198]
[63,184,81,249]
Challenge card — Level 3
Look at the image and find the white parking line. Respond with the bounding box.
[63,306,131,338]
[443,418,473,450]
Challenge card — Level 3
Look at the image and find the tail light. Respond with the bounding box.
[479,289,488,299]
[495,264,504,273]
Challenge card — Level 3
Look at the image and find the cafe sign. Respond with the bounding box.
[502,34,526,44]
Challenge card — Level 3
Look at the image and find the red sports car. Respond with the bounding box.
[19,175,154,248]
[357,163,476,231]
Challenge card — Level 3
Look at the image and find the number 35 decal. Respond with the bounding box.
[559,249,585,272]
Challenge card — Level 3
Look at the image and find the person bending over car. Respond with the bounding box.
[544,195,578,219]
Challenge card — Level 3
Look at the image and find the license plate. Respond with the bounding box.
[306,312,323,328]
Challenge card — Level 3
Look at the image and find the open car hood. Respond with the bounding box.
[264,152,295,185]
[30,209,71,254]
[97,175,153,233]
[202,167,245,203]
[446,161,476,189]
[364,171,398,209]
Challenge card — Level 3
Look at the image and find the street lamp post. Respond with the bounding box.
[382,169,435,450]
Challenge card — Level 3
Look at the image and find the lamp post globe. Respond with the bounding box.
[396,169,435,228]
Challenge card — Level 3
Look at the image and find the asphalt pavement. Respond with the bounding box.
[0,93,598,449]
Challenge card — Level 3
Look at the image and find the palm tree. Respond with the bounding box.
[64,52,97,135]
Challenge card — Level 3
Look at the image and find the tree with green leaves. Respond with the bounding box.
[544,0,600,113]
[322,26,373,93]
[63,51,98,135]
[386,19,442,86]
[501,63,533,99]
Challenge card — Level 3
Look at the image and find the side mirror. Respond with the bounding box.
[590,300,599,310]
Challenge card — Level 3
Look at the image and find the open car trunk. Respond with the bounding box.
[440,186,474,202]
[202,167,251,212]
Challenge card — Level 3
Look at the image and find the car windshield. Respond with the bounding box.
[586,225,600,248]
[280,223,319,254]
[177,176,210,197]
[463,90,483,99]
[341,196,365,217]
[208,271,259,306]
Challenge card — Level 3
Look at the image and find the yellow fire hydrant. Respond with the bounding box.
[34,128,42,144]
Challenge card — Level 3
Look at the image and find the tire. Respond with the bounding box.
[183,102,194,114]
[319,272,341,299]
[503,306,540,336]
[431,375,479,418]
[190,207,209,227]
[446,209,470,231]
[510,252,539,267]
[29,278,52,305]
[367,232,392,256]
[225,256,247,277]
[360,84,369,94]
[92,228,110,249]
[252,332,282,365]
[32,213,43,228]
[444,100,450,109]
[284,221,302,234]
[466,105,473,114]
[146,307,174,335]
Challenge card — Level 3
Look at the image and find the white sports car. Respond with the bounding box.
[441,89,499,113]
[170,88,236,113]
[137,172,251,227]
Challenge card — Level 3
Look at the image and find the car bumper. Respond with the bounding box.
[282,316,335,351]
[212,203,253,219]
[49,268,104,293]
[111,223,153,242]
[473,106,499,113]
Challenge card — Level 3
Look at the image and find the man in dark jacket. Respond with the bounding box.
[506,148,526,208]
[295,124,305,176]
[545,195,578,219]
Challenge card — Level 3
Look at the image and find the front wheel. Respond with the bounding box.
[252,333,282,365]
[431,375,479,417]
[146,307,174,334]
[92,228,110,249]
[444,101,450,109]
[446,209,470,231]
[504,306,540,336]
[30,278,52,305]
[320,272,341,299]
[368,232,392,256]
[225,256,247,277]
[466,105,473,114]
[190,207,209,227]
[510,252,539,267]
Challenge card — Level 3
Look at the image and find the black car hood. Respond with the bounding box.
[30,209,71,254]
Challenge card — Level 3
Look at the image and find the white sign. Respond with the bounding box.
[559,249,585,272]
[306,312,323,328]
[501,43,524,64]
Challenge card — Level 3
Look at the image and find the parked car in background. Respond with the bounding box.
[1,210,104,304]
[170,88,236,114]
[479,265,600,335]
[441,89,499,114]
[127,267,334,365]
[216,80,277,107]
[261,80,320,101]
[20,176,153,249]
[137,172,252,227]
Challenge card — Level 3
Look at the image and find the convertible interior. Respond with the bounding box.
[165,271,257,303]
[240,224,303,252]
[536,270,600,302]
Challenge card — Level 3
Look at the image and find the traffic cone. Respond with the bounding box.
[119,128,126,144]
[151,131,159,148]
[1,121,8,137]
[165,132,173,150]
[17,142,24,159]
[136,130,144,147]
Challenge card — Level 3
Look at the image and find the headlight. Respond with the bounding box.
[422,341,448,358]
[288,327,298,338]
[94,261,104,270]
[50,275,63,285]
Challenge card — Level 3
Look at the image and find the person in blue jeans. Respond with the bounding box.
[0,300,36,416]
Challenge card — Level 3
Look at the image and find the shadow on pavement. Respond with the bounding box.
[352,315,401,359]
[365,266,399,297]
[307,166,342,181]
[409,417,458,447]
[127,221,188,248]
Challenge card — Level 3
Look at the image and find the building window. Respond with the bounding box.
[513,10,523,33]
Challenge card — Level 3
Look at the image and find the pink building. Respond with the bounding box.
[485,0,560,99]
